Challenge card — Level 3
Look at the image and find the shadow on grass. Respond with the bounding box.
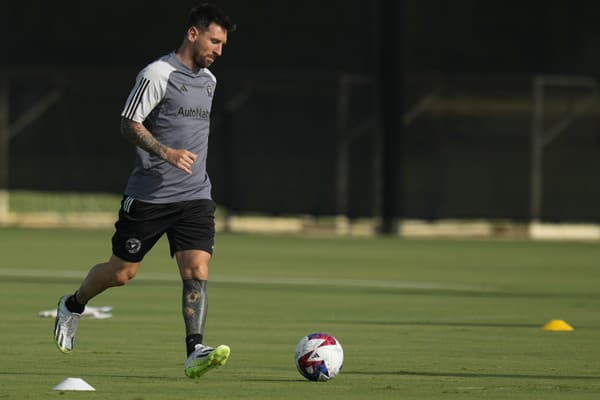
[0,370,305,383]
[239,378,305,382]
[345,370,600,380]
[4,275,600,300]
[4,370,598,382]
[0,371,181,381]
[333,320,544,329]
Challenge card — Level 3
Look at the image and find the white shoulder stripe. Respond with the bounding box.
[143,59,177,81]
[121,60,175,122]
[203,68,217,83]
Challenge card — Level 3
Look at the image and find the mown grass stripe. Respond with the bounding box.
[0,268,490,291]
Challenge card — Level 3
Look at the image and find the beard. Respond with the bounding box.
[194,54,214,68]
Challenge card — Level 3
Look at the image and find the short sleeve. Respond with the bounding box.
[121,60,173,122]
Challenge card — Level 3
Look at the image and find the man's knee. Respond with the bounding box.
[108,256,140,286]
[112,268,136,286]
[188,264,208,281]
[176,250,211,280]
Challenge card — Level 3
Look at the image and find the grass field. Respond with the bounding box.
[1,227,600,399]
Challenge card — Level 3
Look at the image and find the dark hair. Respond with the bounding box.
[187,3,236,32]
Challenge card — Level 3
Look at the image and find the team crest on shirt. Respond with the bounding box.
[126,238,142,254]
[206,84,213,97]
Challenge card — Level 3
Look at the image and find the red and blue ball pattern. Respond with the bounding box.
[295,332,344,381]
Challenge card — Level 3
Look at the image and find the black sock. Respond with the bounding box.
[186,334,204,356]
[65,292,85,314]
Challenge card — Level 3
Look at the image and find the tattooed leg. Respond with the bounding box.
[182,279,208,355]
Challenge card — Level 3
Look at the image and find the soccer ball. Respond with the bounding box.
[294,332,344,381]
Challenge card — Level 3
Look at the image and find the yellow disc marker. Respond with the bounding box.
[541,319,574,331]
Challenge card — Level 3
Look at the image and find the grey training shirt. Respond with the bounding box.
[120,52,216,203]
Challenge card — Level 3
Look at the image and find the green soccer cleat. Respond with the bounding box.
[184,344,230,378]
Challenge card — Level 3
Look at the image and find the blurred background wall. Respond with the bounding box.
[2,0,599,222]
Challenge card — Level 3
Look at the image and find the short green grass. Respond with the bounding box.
[1,227,600,399]
[8,190,121,213]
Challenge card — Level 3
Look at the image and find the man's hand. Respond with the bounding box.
[164,148,198,175]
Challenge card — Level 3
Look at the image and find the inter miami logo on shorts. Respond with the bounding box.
[125,238,142,254]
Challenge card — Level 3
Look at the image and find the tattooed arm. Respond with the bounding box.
[120,117,197,174]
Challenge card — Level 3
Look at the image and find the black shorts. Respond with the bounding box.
[112,196,216,263]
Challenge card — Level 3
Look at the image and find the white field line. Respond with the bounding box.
[0,268,492,292]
